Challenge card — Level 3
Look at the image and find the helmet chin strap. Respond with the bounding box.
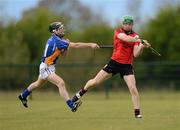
[124,30,133,35]
[54,31,65,38]
[122,28,133,35]
[58,33,65,38]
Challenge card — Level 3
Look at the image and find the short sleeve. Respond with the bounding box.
[56,39,69,49]
[115,28,123,38]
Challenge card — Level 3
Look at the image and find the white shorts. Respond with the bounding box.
[38,62,55,79]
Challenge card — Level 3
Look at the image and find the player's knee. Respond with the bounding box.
[90,79,99,87]
[129,87,139,96]
[33,81,40,87]
[57,80,65,89]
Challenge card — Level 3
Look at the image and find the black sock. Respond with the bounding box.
[72,88,87,102]
[134,109,140,116]
[79,88,87,96]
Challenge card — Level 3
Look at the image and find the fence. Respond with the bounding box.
[0,61,180,91]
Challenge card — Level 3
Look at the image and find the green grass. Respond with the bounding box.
[0,91,180,130]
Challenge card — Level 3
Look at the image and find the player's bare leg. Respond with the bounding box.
[123,74,142,118]
[47,73,70,101]
[72,69,112,102]
[47,73,81,112]
[18,78,46,108]
[27,78,46,91]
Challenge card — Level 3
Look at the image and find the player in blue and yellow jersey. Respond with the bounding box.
[18,22,99,112]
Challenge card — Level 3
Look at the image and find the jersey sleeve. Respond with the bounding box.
[116,29,135,46]
[134,34,140,46]
[56,39,69,49]
[115,28,123,38]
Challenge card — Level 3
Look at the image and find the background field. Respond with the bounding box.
[0,91,179,130]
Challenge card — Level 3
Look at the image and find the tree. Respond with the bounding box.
[140,4,180,61]
[38,0,104,30]
[64,23,114,64]
[138,4,180,90]
[13,0,107,63]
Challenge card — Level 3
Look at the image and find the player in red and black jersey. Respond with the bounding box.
[72,15,151,118]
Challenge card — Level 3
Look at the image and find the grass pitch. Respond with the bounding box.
[0,91,179,130]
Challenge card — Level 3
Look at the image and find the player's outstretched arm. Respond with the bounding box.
[69,42,99,49]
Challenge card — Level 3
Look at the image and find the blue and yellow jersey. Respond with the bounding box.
[41,34,69,65]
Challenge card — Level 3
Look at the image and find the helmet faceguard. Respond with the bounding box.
[49,22,65,38]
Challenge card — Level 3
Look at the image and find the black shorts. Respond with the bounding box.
[103,59,134,78]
